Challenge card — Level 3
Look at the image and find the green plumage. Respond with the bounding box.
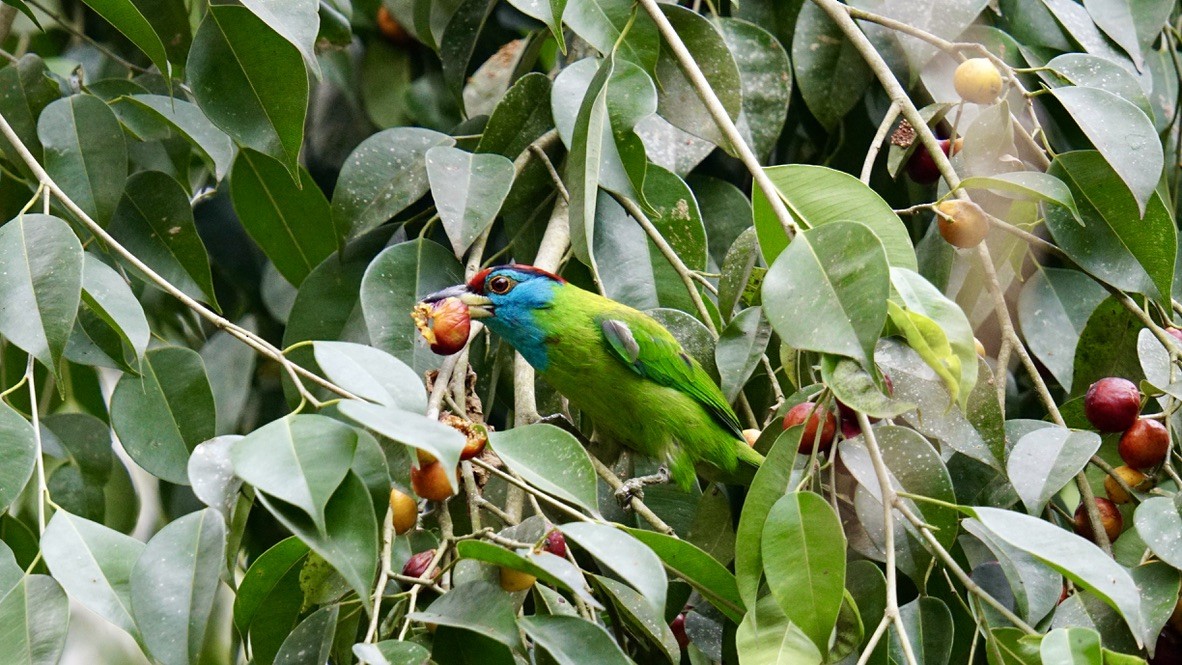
[531,283,764,489]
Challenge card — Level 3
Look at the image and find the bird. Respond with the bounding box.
[422,264,764,493]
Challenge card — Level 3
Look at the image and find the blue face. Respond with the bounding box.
[476,267,561,370]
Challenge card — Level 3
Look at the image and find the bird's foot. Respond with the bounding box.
[614,467,671,510]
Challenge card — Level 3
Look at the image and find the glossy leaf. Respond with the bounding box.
[187,4,308,177]
[761,491,846,653]
[0,55,60,165]
[425,146,515,257]
[715,307,772,402]
[821,355,914,419]
[239,0,321,77]
[80,254,150,362]
[337,400,465,492]
[717,18,792,160]
[754,164,915,270]
[519,615,633,665]
[560,522,666,615]
[41,511,143,639]
[230,149,338,285]
[232,536,309,664]
[1041,627,1103,664]
[274,605,338,665]
[110,347,216,484]
[131,509,227,665]
[891,267,978,408]
[564,56,614,273]
[0,403,35,513]
[504,0,567,52]
[1007,426,1101,516]
[1045,151,1175,310]
[439,0,496,97]
[763,221,890,369]
[0,575,69,665]
[109,170,220,306]
[79,0,174,78]
[735,427,801,609]
[791,0,872,130]
[624,527,744,623]
[312,341,427,413]
[0,214,82,376]
[1070,297,1144,397]
[957,172,1081,222]
[187,435,242,517]
[1044,54,1153,125]
[563,0,659,71]
[1134,498,1182,570]
[353,640,431,665]
[735,595,824,665]
[489,424,598,515]
[37,95,128,224]
[654,5,741,149]
[407,580,522,650]
[890,596,955,665]
[120,95,236,181]
[454,540,601,609]
[873,0,988,75]
[1017,267,1108,390]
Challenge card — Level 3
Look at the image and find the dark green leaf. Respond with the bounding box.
[79,0,173,78]
[439,0,496,97]
[717,226,759,322]
[623,527,744,623]
[957,172,1081,222]
[715,307,771,402]
[274,605,338,665]
[1044,54,1153,126]
[119,95,235,181]
[1040,627,1103,664]
[717,18,792,160]
[821,355,915,419]
[890,596,955,665]
[560,522,666,615]
[408,580,522,650]
[353,640,431,665]
[37,94,128,224]
[131,509,226,665]
[0,404,36,513]
[489,424,598,515]
[735,427,801,609]
[654,5,740,149]
[1134,498,1182,570]
[763,221,890,369]
[187,4,308,177]
[240,0,321,76]
[0,213,82,377]
[80,253,149,362]
[109,170,220,307]
[425,146,515,257]
[590,575,678,662]
[1017,267,1108,391]
[230,149,338,285]
[232,536,309,664]
[519,615,633,665]
[454,540,601,609]
[1070,297,1144,396]
[110,346,216,484]
[563,0,659,71]
[0,56,63,165]
[504,0,567,52]
[791,0,872,130]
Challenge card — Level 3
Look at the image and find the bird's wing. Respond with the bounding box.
[600,318,744,438]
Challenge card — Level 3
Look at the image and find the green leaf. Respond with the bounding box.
[230,149,338,285]
[79,0,173,79]
[353,640,431,665]
[0,403,35,513]
[1134,497,1182,570]
[564,56,614,274]
[0,0,40,29]
[715,307,772,402]
[131,509,226,665]
[232,536,309,664]
[80,253,149,362]
[891,267,978,408]
[41,511,144,640]
[256,472,377,603]
[735,595,824,665]
[454,540,601,609]
[0,214,83,377]
[985,626,1043,664]
[1070,297,1144,397]
[761,491,846,653]
[38,94,128,224]
[1081,0,1141,67]
[1008,426,1101,516]
[593,192,660,310]
[186,4,308,177]
[623,527,744,623]
[425,146,515,257]
[489,424,598,515]
[790,0,872,131]
[735,427,801,609]
[119,95,235,181]
[716,226,759,322]
[274,605,338,665]
[110,346,216,484]
[336,400,464,492]
[870,0,988,76]
[109,170,220,307]
[187,435,242,516]
[331,128,454,239]
[890,597,955,665]
[439,0,496,98]
[821,355,915,419]
[408,580,522,650]
[559,522,666,616]
[762,221,890,369]
[0,56,60,168]
[239,0,322,77]
[312,341,427,413]
[1039,0,1131,65]
[957,172,1081,222]
[969,507,1147,647]
[716,18,792,161]
[231,414,358,534]
[1017,267,1108,391]
[519,615,633,665]
[1047,88,1161,216]
[359,238,464,375]
[1041,627,1103,664]
[1046,151,1175,309]
[1044,54,1153,126]
[589,575,678,662]
[504,0,567,52]
[754,164,916,270]
[654,5,741,149]
[199,329,257,436]
[0,575,69,665]
[1131,561,1179,646]
[962,518,1061,625]
[563,0,659,72]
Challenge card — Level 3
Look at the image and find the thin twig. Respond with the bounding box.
[862,102,900,184]
[588,455,675,536]
[365,508,394,641]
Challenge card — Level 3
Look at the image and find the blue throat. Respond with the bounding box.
[483,277,558,371]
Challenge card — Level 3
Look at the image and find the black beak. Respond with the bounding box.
[420,284,494,318]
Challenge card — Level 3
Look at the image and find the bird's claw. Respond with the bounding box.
[614,467,671,511]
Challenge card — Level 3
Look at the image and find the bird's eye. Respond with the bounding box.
[488,275,513,294]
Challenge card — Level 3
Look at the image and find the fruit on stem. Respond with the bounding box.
[499,567,537,592]
[906,137,962,184]
[1083,377,1141,433]
[783,402,837,454]
[412,298,471,355]
[1073,497,1122,544]
[953,58,1003,104]
[543,530,567,559]
[1103,466,1149,504]
[389,488,418,534]
[402,549,437,578]
[936,200,989,248]
[1119,418,1170,470]
[411,460,458,501]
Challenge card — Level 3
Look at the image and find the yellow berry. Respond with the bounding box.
[936,200,989,248]
[953,58,1003,104]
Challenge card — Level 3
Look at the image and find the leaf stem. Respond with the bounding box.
[861,102,899,185]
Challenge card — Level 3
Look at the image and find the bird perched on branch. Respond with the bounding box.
[422,264,764,495]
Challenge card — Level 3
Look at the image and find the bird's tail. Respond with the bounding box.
[734,438,764,467]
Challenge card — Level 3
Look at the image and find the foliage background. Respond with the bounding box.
[0,0,1178,663]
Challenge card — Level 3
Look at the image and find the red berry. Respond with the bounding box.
[905,138,961,184]
[412,298,471,355]
[837,375,893,433]
[543,530,567,559]
[1118,418,1170,469]
[1083,377,1141,432]
[670,613,689,649]
[1167,328,1182,346]
[840,418,862,440]
[1073,498,1123,544]
[783,402,837,454]
[402,549,437,579]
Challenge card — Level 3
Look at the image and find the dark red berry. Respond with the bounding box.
[1073,498,1122,544]
[783,402,837,454]
[1118,418,1170,469]
[670,613,689,649]
[402,549,437,579]
[906,138,961,184]
[1083,377,1141,433]
[543,530,567,559]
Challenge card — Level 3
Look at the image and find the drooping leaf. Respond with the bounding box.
[336,400,465,493]
[715,307,772,402]
[0,575,69,665]
[870,0,989,76]
[520,615,634,665]
[791,0,872,131]
[230,149,338,285]
[187,4,309,177]
[353,640,431,665]
[37,94,128,224]
[0,55,60,167]
[119,95,235,181]
[1044,54,1153,126]
[0,214,83,376]
[187,435,242,517]
[504,0,567,52]
[1017,267,1108,391]
[274,605,338,665]
[0,403,36,513]
[110,346,216,484]
[439,0,497,98]
[957,172,1081,223]
[735,595,824,665]
[889,596,955,665]
[735,427,801,610]
[239,0,322,77]
[232,536,309,664]
[1007,426,1101,516]
[78,0,175,78]
[1070,296,1144,397]
[80,254,150,362]
[560,522,666,616]
[131,509,227,665]
[407,581,522,650]
[312,341,427,413]
[623,527,744,623]
[762,221,890,369]
[1134,498,1182,570]
[489,425,599,515]
[891,267,978,408]
[425,146,515,257]
[716,18,792,160]
[654,5,741,149]
[563,0,659,72]
[455,540,601,609]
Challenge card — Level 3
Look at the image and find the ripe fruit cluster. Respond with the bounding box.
[412,298,471,355]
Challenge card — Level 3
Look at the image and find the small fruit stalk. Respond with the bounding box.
[413,298,471,355]
[936,200,989,249]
